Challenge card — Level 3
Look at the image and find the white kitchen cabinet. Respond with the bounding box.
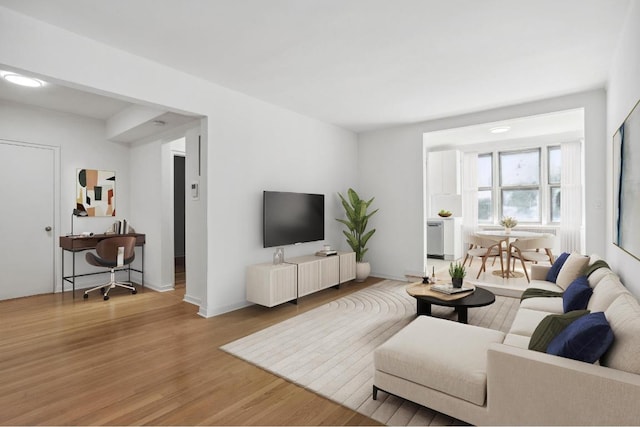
[427,150,460,195]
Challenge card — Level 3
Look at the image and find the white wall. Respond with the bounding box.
[606,0,640,295]
[0,7,358,315]
[129,138,168,290]
[358,90,607,280]
[205,93,358,315]
[0,99,134,290]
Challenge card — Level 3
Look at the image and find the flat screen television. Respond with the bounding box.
[263,191,324,248]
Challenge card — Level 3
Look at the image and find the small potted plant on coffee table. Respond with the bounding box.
[449,261,466,288]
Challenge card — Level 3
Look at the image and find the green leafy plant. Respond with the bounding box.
[336,188,379,262]
[448,261,466,279]
[500,216,518,228]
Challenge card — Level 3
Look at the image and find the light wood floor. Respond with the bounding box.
[0,262,384,426]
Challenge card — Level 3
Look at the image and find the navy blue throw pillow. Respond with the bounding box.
[546,252,569,283]
[546,312,614,363]
[563,276,593,312]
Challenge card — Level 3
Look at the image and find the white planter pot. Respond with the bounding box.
[355,262,371,282]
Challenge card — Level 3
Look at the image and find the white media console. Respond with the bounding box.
[246,251,356,307]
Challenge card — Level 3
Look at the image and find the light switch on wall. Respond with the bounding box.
[191,181,199,200]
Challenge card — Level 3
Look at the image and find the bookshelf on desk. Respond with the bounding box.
[59,233,145,298]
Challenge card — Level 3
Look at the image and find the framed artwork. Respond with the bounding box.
[76,169,116,216]
[613,98,640,260]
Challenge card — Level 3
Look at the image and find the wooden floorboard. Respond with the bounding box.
[0,267,384,426]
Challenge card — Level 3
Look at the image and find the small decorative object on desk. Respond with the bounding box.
[448,261,466,288]
[112,219,135,234]
[500,216,518,234]
[438,209,452,217]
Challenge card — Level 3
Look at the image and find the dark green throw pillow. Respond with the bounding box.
[528,310,590,352]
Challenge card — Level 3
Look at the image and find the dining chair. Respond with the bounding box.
[462,234,505,279]
[508,236,556,282]
[83,236,138,301]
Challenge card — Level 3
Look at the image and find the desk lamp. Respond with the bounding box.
[70,208,88,236]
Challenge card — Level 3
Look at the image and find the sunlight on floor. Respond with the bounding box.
[415,257,550,298]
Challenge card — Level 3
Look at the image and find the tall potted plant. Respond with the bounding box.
[336,188,379,282]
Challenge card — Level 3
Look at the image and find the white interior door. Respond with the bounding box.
[0,141,55,299]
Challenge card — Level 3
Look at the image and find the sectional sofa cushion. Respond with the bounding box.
[546,312,614,363]
[602,293,640,375]
[555,253,590,290]
[528,310,590,352]
[519,296,563,313]
[374,316,505,406]
[583,254,615,288]
[503,333,530,349]
[509,308,554,337]
[587,273,629,312]
[563,276,592,312]
[546,252,569,282]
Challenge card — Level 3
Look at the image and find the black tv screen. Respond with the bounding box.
[263,191,324,248]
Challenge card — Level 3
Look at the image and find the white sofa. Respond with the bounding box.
[373,254,640,425]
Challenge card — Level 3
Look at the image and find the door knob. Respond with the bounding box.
[45,226,52,232]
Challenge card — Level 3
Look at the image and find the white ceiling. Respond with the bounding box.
[0,68,132,120]
[424,108,585,148]
[0,0,631,133]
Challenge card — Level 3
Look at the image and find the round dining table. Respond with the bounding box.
[476,230,545,278]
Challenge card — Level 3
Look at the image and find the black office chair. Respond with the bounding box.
[83,236,138,300]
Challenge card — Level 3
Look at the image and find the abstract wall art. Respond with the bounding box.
[613,98,640,260]
[76,169,116,216]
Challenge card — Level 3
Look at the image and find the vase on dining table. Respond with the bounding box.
[504,227,511,234]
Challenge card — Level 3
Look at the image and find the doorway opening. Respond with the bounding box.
[174,153,186,296]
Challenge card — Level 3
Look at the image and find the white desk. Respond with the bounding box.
[477,230,544,278]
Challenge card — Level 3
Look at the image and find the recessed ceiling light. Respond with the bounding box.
[2,72,45,88]
[489,126,511,134]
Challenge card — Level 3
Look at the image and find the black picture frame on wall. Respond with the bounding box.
[613,98,640,261]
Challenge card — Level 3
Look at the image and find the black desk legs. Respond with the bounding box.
[72,250,76,298]
[61,248,77,298]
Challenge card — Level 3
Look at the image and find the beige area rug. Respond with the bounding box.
[221,280,519,426]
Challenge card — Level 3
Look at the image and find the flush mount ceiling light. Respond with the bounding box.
[1,71,45,88]
[489,125,511,134]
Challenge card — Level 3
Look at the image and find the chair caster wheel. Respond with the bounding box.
[83,293,88,299]
[103,295,110,301]
[100,287,106,294]
[132,289,137,295]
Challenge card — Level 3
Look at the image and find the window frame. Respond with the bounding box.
[477,145,561,225]
[477,153,493,223]
[547,146,561,224]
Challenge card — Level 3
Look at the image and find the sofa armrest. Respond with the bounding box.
[486,343,640,425]
[530,264,550,281]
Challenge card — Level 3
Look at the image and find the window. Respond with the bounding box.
[477,146,561,224]
[477,153,492,222]
[548,146,561,223]
[500,149,540,222]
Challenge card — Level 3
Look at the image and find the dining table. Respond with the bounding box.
[476,229,545,278]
